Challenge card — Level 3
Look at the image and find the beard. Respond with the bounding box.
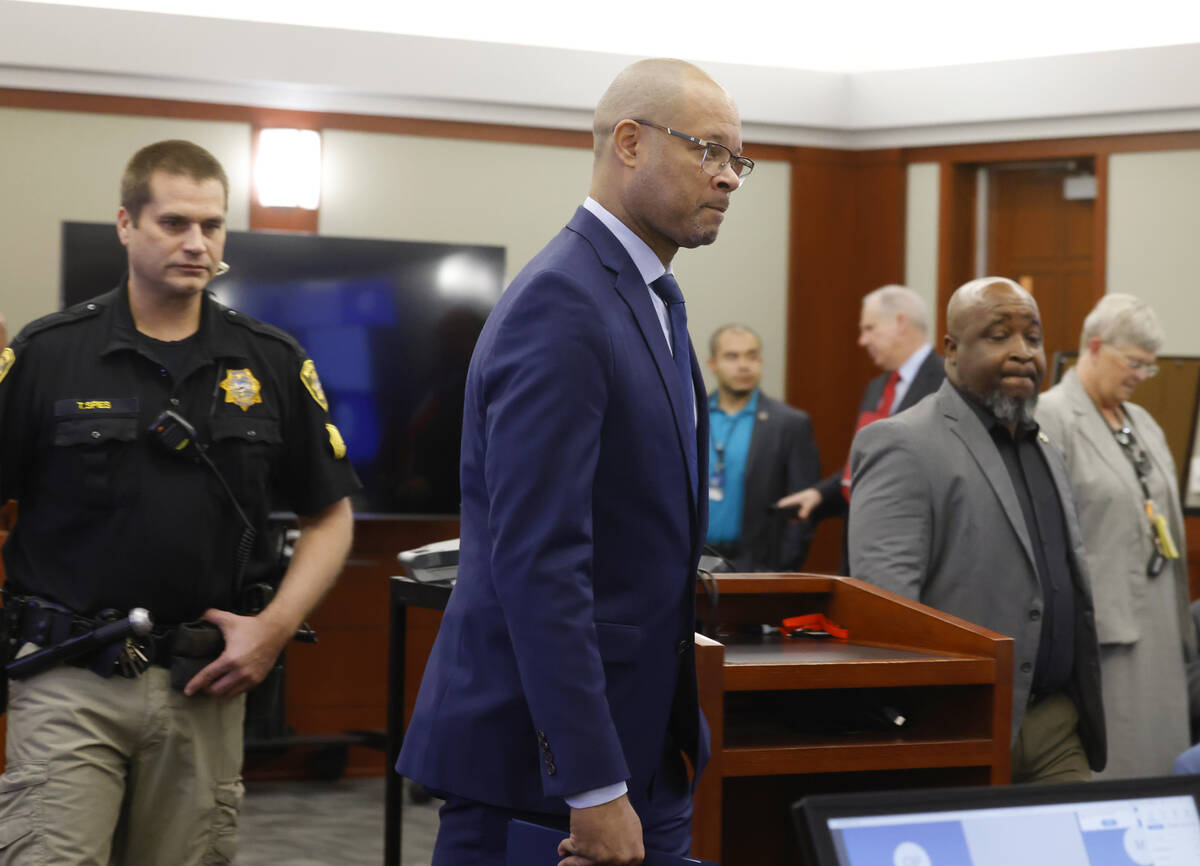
[981,390,1038,427]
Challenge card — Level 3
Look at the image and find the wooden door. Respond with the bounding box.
[988,167,1100,373]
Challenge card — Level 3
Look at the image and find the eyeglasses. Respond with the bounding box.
[1103,344,1159,378]
[633,120,754,180]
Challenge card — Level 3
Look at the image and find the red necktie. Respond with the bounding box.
[841,370,901,498]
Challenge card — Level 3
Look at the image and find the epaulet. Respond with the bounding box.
[13,293,108,345]
[210,297,305,356]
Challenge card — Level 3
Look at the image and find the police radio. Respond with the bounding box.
[148,409,202,460]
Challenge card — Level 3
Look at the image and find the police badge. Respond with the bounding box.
[0,347,13,386]
[219,368,263,412]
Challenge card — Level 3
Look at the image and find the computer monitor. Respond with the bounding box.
[794,776,1200,866]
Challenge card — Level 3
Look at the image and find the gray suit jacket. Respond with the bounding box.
[1035,369,1195,653]
[848,380,1106,769]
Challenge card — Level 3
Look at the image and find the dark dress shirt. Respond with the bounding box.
[956,386,1075,697]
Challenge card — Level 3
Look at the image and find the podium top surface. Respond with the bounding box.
[723,638,951,665]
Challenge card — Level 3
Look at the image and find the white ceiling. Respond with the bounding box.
[17,0,1200,73]
[4,0,1200,148]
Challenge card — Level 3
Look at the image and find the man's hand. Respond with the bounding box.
[557,794,643,866]
[777,487,822,519]
[183,608,292,698]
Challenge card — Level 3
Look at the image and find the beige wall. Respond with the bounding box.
[904,161,941,335]
[320,129,791,397]
[1107,149,1200,354]
[0,111,790,398]
[0,107,251,336]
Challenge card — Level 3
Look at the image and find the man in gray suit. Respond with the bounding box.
[848,277,1105,783]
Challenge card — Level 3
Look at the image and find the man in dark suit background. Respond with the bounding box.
[778,285,944,562]
[704,323,820,571]
[398,58,752,865]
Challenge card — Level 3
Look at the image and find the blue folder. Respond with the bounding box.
[506,819,719,866]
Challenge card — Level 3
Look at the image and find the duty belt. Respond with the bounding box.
[9,596,174,679]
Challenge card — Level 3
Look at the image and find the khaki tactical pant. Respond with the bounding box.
[0,660,244,865]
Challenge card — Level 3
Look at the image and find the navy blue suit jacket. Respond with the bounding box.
[398,207,709,815]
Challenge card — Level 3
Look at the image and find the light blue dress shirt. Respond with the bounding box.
[705,389,760,545]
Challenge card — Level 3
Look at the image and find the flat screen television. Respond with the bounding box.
[61,222,505,517]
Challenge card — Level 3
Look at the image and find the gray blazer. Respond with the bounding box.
[847,380,1106,769]
[1035,369,1196,654]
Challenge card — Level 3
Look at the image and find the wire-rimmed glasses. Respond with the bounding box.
[633,120,754,180]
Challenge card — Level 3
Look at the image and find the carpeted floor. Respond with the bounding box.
[234,776,440,866]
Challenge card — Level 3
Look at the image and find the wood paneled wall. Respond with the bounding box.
[785,148,908,572]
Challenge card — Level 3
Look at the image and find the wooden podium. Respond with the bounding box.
[689,573,1014,864]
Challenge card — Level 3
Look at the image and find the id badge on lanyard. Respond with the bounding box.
[709,445,725,502]
[1145,499,1179,577]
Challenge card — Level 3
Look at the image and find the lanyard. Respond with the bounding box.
[1106,410,1177,574]
[1107,413,1153,500]
[712,407,752,470]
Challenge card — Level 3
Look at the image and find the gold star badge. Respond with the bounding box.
[219,368,263,412]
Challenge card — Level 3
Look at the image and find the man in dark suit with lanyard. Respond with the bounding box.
[705,323,820,571]
[778,285,944,566]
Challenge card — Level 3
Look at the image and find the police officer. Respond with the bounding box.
[0,140,359,865]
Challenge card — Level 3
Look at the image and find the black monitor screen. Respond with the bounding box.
[61,222,505,516]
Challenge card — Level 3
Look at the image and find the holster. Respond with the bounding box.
[169,620,225,692]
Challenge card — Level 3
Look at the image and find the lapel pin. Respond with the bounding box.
[1038,432,1050,444]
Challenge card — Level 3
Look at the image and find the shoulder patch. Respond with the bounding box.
[0,347,14,386]
[300,360,329,412]
[326,423,347,459]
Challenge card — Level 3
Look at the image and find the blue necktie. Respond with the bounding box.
[650,273,698,499]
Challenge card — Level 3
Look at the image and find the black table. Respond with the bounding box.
[385,576,452,866]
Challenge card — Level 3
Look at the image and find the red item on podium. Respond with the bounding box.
[780,614,849,640]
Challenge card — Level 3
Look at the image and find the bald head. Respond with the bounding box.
[588,58,743,267]
[946,277,1036,340]
[944,277,1045,428]
[592,59,726,159]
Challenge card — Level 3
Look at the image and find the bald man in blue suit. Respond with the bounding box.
[398,58,752,865]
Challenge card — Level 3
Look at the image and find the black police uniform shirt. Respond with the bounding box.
[0,282,361,625]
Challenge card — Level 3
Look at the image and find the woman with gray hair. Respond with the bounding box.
[1036,293,1196,779]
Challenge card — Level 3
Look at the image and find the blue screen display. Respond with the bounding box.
[62,222,505,515]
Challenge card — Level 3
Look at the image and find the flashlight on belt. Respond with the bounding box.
[6,608,154,681]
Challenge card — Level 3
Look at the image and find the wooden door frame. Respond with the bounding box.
[904,130,1200,343]
[924,148,1106,343]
